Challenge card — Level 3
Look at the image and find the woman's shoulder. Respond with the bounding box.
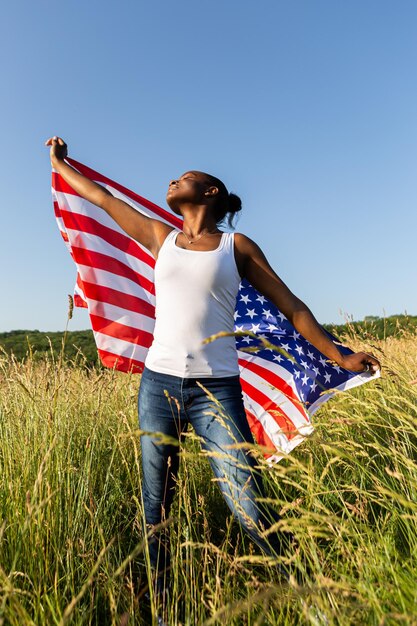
[233,232,260,252]
[232,233,266,274]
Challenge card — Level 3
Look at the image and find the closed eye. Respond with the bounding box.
[179,173,196,181]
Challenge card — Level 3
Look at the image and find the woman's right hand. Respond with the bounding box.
[43,136,171,255]
[45,136,68,164]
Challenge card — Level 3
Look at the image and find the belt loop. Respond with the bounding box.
[180,375,185,412]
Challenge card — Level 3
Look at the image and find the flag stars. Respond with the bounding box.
[233,282,347,419]
[262,309,273,320]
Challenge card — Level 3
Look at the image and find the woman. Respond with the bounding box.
[46,136,380,598]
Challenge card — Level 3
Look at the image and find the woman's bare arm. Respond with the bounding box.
[234,233,380,373]
[46,137,172,257]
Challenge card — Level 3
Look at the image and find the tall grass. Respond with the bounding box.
[0,332,416,625]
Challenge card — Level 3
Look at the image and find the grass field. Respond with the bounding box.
[0,330,416,625]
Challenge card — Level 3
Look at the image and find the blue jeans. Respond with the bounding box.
[138,366,291,592]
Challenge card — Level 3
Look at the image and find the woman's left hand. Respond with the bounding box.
[339,352,381,374]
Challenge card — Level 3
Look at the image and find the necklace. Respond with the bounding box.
[182,229,218,244]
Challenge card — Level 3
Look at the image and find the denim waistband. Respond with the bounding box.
[142,365,241,387]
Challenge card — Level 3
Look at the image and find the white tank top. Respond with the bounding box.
[145,229,241,377]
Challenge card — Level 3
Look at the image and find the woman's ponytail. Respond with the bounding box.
[206,174,242,228]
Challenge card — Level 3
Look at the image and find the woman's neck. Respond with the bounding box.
[180,208,219,239]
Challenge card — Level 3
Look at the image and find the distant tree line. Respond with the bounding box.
[325,314,417,342]
[0,329,99,366]
[0,315,416,367]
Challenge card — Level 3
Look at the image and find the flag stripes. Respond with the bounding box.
[81,282,155,318]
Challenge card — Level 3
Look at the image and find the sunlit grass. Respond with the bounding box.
[0,331,416,625]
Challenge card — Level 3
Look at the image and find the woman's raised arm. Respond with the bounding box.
[45,137,172,257]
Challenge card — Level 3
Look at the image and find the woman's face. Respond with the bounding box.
[166,171,216,213]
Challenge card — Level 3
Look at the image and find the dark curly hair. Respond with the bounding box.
[205,174,242,228]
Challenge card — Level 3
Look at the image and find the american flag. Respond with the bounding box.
[52,158,377,462]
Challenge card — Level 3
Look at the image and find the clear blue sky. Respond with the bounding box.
[1,0,416,331]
